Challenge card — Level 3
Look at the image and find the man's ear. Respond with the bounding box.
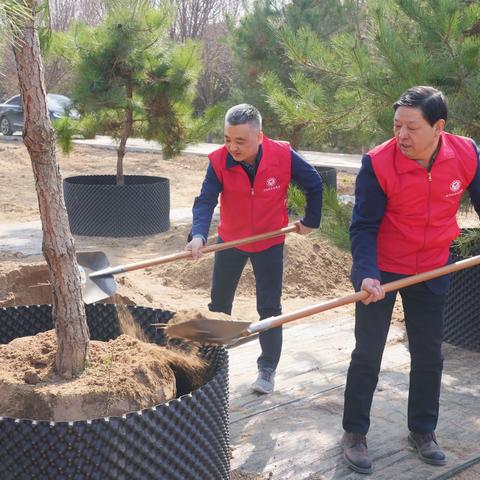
[434,119,446,135]
[257,131,264,144]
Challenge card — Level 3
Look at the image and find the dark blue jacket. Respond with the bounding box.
[192,146,323,242]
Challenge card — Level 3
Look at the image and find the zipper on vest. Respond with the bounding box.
[251,186,255,235]
[417,171,432,273]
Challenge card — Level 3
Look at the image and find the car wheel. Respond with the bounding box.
[0,116,13,136]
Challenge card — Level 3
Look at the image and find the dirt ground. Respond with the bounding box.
[230,471,266,480]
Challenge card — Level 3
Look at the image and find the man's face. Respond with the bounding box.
[224,123,263,163]
[393,106,445,161]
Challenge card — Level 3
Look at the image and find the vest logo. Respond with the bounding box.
[266,177,277,188]
[263,176,281,192]
[450,179,461,192]
[445,179,464,198]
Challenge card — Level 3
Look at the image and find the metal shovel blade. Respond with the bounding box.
[165,318,251,345]
[77,251,117,304]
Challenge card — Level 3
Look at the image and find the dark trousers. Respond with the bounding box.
[343,279,446,435]
[208,241,284,371]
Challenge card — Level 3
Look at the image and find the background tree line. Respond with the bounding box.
[1,0,479,154]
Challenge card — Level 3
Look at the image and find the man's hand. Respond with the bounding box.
[295,220,315,235]
[360,278,385,305]
[186,237,204,259]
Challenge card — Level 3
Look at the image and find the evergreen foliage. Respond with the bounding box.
[53,117,76,155]
[57,0,205,182]
[287,184,352,251]
[226,0,287,138]
[274,0,480,149]
[286,183,307,214]
[319,186,352,251]
[453,227,480,258]
[229,0,366,150]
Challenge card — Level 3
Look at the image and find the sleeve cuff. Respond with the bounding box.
[351,266,380,291]
[193,234,206,245]
[300,217,320,229]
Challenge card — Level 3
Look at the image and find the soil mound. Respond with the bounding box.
[0,329,208,421]
[0,262,51,307]
[159,234,352,298]
[0,262,146,308]
[282,235,351,297]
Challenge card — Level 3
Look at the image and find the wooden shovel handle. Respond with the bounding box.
[248,254,480,334]
[92,225,299,277]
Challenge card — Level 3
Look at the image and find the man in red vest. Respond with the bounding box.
[186,104,323,394]
[342,86,480,474]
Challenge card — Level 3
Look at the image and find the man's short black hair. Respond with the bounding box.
[393,86,448,126]
[225,104,262,130]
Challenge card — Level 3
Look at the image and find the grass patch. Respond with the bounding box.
[287,184,352,251]
[453,228,480,258]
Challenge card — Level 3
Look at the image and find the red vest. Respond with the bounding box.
[209,136,291,252]
[370,132,477,274]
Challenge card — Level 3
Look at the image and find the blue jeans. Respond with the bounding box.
[343,274,446,434]
[208,240,284,371]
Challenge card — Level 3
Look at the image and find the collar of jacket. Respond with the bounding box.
[395,133,455,174]
[226,145,263,169]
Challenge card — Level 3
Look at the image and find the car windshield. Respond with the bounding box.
[47,94,72,111]
[5,96,21,106]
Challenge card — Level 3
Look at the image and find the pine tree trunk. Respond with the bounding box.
[11,1,90,379]
[290,125,303,151]
[116,80,134,185]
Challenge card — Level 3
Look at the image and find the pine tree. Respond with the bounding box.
[230,0,366,149]
[226,0,287,137]
[62,1,202,184]
[274,0,480,150]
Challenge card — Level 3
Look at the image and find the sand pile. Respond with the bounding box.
[0,262,51,307]
[0,261,148,307]
[159,234,352,298]
[0,329,208,421]
[282,235,351,297]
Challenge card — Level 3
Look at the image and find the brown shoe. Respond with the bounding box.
[342,432,373,474]
[408,432,447,466]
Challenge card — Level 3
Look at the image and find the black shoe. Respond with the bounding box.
[342,432,373,474]
[408,431,447,466]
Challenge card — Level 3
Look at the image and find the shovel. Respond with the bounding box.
[164,254,480,345]
[78,224,299,303]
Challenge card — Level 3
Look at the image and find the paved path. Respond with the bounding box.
[2,133,362,172]
[74,136,362,173]
[0,207,218,257]
[229,317,480,479]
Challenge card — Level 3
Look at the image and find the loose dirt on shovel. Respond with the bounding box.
[168,307,234,325]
